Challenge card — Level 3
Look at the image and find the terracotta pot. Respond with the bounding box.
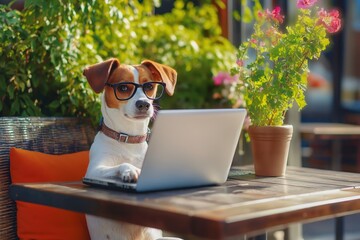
[248,125,293,177]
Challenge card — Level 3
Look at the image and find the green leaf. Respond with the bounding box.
[7,84,14,99]
[214,0,226,9]
[253,0,263,14]
[48,100,60,109]
[32,77,40,88]
[10,96,20,115]
[233,10,241,21]
[242,6,253,23]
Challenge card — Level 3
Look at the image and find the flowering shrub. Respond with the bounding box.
[230,0,341,126]
[1,0,235,119]
[212,72,243,108]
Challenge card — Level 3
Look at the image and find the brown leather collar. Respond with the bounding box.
[100,122,150,144]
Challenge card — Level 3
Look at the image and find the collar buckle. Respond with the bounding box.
[119,133,129,143]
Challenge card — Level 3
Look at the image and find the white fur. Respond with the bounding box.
[85,66,162,240]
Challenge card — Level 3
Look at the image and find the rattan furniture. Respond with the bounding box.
[0,117,95,240]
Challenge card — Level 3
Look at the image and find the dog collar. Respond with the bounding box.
[100,122,150,144]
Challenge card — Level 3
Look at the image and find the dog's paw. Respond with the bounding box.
[118,163,141,183]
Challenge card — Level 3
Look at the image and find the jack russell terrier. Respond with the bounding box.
[83,58,178,240]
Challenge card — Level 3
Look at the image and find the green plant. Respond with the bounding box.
[1,0,236,121]
[0,1,101,118]
[231,0,341,126]
[139,1,237,109]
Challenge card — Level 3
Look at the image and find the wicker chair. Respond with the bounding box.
[0,117,96,240]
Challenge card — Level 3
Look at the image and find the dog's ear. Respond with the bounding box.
[141,60,177,96]
[83,58,120,93]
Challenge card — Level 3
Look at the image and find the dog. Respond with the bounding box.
[83,58,177,240]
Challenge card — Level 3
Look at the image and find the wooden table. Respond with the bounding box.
[300,123,360,171]
[300,123,360,139]
[10,166,360,240]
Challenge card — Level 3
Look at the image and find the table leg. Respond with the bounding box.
[331,140,342,171]
[357,141,360,173]
[335,217,344,240]
[286,223,303,240]
[247,233,267,240]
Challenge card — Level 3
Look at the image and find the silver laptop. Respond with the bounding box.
[83,108,247,192]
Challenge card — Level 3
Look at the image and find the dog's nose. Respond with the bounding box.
[135,100,150,112]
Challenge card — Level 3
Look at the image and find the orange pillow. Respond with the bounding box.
[10,148,90,240]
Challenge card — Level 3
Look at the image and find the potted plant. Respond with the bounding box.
[231,0,342,176]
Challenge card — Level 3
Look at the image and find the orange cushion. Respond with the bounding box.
[10,148,90,240]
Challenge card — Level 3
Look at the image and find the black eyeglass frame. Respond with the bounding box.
[105,81,166,101]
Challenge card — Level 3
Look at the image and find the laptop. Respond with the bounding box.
[83,108,247,192]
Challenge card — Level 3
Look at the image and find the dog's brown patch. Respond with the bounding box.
[135,65,162,99]
[104,65,135,108]
[136,66,150,82]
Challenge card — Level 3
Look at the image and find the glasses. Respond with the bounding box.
[105,81,166,101]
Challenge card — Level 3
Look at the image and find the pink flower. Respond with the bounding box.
[213,73,224,86]
[258,11,265,19]
[243,116,251,130]
[265,6,284,23]
[236,59,244,67]
[297,0,317,9]
[317,8,342,33]
[272,7,284,23]
[213,72,238,86]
